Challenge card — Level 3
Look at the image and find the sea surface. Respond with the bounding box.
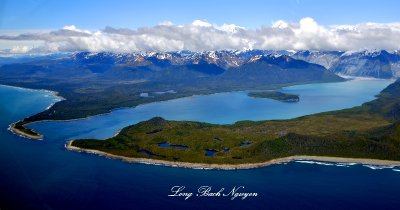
[1,79,400,210]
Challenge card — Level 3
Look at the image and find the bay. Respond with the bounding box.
[1,79,400,210]
[29,78,393,140]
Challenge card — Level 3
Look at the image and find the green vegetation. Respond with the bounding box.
[72,80,400,164]
[13,121,38,136]
[248,91,299,102]
[0,56,342,138]
[10,121,43,139]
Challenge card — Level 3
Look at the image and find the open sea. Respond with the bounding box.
[1,79,400,210]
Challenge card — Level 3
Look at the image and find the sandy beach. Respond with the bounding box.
[4,84,65,140]
[65,140,400,170]
[9,122,43,140]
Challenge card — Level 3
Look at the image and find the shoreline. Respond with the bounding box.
[65,140,400,170]
[2,83,309,140]
[8,122,43,140]
[4,78,389,140]
[2,84,65,140]
[0,84,65,101]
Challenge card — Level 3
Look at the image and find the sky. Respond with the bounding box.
[0,0,400,53]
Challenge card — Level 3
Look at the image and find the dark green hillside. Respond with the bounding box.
[0,53,342,138]
[72,80,400,164]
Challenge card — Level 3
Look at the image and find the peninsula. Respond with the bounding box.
[68,79,400,168]
[10,121,43,140]
[0,52,342,139]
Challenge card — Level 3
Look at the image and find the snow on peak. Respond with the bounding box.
[207,51,218,60]
[286,50,297,55]
[341,49,384,57]
[249,55,262,62]
[156,53,172,60]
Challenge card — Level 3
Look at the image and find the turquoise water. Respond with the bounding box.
[1,79,400,209]
[28,79,393,140]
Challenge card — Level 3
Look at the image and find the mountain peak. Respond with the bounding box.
[65,50,400,78]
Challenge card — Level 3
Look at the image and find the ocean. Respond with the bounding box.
[1,79,399,210]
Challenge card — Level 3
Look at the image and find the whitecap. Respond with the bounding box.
[295,160,335,166]
[295,160,362,168]
[363,165,395,170]
[335,164,350,167]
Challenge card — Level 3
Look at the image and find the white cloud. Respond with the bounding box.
[10,45,33,53]
[216,24,245,33]
[1,17,400,54]
[158,21,174,26]
[63,25,78,31]
[191,20,212,27]
[272,20,289,29]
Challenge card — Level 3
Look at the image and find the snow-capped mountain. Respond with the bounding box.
[330,50,400,78]
[65,49,400,78]
[290,50,400,78]
[291,50,344,69]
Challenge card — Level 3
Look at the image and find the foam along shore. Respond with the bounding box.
[3,84,65,140]
[9,121,43,140]
[66,140,400,170]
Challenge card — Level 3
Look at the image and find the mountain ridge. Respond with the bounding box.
[3,49,397,78]
[0,50,342,139]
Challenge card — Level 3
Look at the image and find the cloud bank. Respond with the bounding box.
[1,17,400,54]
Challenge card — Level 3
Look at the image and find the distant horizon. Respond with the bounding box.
[1,48,400,56]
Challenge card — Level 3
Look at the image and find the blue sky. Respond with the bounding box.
[1,0,400,30]
[1,0,400,53]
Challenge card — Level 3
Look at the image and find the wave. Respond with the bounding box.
[362,165,395,170]
[295,160,338,166]
[295,160,400,171]
[295,160,359,167]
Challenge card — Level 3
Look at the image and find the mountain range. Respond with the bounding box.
[2,49,398,138]
[0,49,341,125]
[291,50,400,78]
[3,49,398,78]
